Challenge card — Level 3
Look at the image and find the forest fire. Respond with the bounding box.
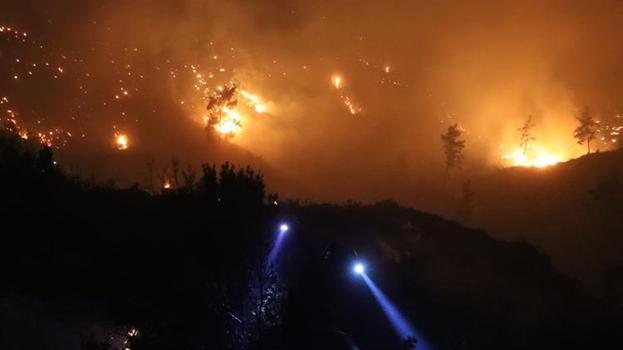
[240,90,267,114]
[0,4,621,204]
[330,74,361,115]
[115,133,129,151]
[498,115,574,168]
[502,147,563,168]
[214,107,243,137]
[4,2,623,350]
[332,75,342,89]
[202,82,269,138]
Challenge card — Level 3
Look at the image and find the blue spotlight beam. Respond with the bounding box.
[267,223,289,265]
[361,272,429,349]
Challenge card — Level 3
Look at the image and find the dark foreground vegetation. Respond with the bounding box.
[1,129,621,350]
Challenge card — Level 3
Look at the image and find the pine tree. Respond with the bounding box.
[574,109,598,154]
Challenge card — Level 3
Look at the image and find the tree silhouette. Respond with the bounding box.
[181,163,197,193]
[36,145,55,175]
[441,124,465,175]
[196,162,266,209]
[574,109,598,154]
[200,163,219,200]
[171,157,180,188]
[3,123,623,350]
[518,115,536,156]
[158,163,171,192]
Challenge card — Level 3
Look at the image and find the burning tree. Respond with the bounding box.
[518,115,536,156]
[205,82,241,139]
[574,109,598,154]
[441,124,465,174]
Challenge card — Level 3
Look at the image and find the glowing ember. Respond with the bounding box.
[332,75,342,89]
[341,95,361,115]
[163,181,172,189]
[115,133,129,150]
[3,111,67,147]
[330,74,362,115]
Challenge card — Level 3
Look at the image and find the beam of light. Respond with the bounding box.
[358,270,430,350]
[267,223,290,265]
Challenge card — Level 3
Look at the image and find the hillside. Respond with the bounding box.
[1,130,620,349]
[471,149,623,290]
[56,133,307,198]
[279,201,620,349]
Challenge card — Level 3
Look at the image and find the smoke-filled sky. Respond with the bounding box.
[2,0,623,202]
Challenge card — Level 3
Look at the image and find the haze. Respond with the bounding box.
[3,0,623,203]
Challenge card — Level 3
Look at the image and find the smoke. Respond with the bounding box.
[3,0,623,202]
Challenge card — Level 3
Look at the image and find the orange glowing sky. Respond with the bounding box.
[2,0,623,203]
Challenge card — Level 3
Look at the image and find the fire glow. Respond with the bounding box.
[201,81,270,139]
[502,146,563,168]
[240,90,268,114]
[331,73,362,115]
[214,107,242,137]
[115,133,129,151]
[332,75,342,89]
